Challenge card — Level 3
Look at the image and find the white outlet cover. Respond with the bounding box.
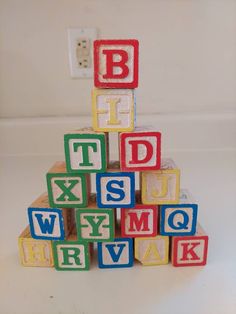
[68,28,97,78]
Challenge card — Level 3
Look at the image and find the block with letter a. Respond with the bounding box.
[94,39,139,88]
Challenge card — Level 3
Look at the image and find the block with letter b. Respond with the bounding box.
[94,39,139,88]
[171,224,209,267]
[120,128,161,171]
[28,193,74,240]
[47,161,90,208]
[141,158,180,205]
[160,189,198,236]
[64,128,108,173]
[92,88,135,132]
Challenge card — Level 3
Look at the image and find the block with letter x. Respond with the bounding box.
[64,128,108,173]
[120,127,161,171]
[47,161,90,208]
[94,39,139,88]
[28,193,74,240]
[171,224,208,267]
[92,88,135,132]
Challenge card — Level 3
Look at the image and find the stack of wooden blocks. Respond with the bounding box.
[18,39,209,270]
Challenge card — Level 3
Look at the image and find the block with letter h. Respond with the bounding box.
[94,39,139,88]
[171,224,209,267]
[160,189,198,236]
[64,128,108,173]
[141,158,180,204]
[96,161,135,208]
[28,193,74,241]
[120,127,161,171]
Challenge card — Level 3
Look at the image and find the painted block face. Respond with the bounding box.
[76,208,114,242]
[135,236,169,266]
[18,226,54,267]
[47,162,90,208]
[97,238,133,268]
[92,89,135,132]
[64,128,107,173]
[171,224,208,267]
[120,205,158,238]
[141,158,180,204]
[94,39,139,88]
[120,130,161,171]
[96,172,135,208]
[160,190,198,236]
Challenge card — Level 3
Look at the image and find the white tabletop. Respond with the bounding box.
[1,149,235,314]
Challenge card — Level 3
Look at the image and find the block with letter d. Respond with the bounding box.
[28,193,74,240]
[120,127,161,171]
[64,128,108,173]
[171,224,209,267]
[96,162,135,208]
[97,237,133,269]
[160,189,198,236]
[94,39,139,88]
[141,158,180,205]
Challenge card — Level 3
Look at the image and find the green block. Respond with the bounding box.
[76,208,114,242]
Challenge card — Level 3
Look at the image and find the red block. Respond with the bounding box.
[171,224,209,267]
[94,39,139,88]
[120,204,158,238]
[120,129,161,171]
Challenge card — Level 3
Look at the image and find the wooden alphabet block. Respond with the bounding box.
[92,88,135,132]
[64,127,108,173]
[97,237,133,268]
[53,229,91,271]
[47,161,90,208]
[160,189,198,236]
[28,193,74,240]
[141,158,180,204]
[94,39,139,88]
[120,128,161,171]
[171,224,208,267]
[135,236,169,266]
[18,226,54,267]
[96,162,135,208]
[76,203,115,242]
[120,204,158,238]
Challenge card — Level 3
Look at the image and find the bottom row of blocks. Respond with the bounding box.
[18,225,208,270]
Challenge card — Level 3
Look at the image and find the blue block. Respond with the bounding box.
[97,238,134,268]
[28,207,65,240]
[96,172,135,208]
[160,204,198,236]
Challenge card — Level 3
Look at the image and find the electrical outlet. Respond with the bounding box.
[68,28,97,78]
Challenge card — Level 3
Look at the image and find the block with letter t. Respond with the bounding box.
[171,224,209,267]
[94,39,139,88]
[120,127,161,171]
[47,161,90,208]
[27,193,74,240]
[64,127,108,173]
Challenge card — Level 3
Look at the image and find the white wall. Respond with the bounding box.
[0,0,236,118]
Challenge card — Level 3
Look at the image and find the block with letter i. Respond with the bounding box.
[94,39,139,88]
[135,236,169,266]
[160,189,198,236]
[18,226,54,267]
[141,158,180,205]
[97,237,133,269]
[92,88,135,132]
[28,193,74,240]
[53,228,91,271]
[171,224,209,267]
[47,161,90,208]
[120,127,161,171]
[96,161,135,208]
[64,127,108,173]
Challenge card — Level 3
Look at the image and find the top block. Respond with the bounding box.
[94,39,139,88]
